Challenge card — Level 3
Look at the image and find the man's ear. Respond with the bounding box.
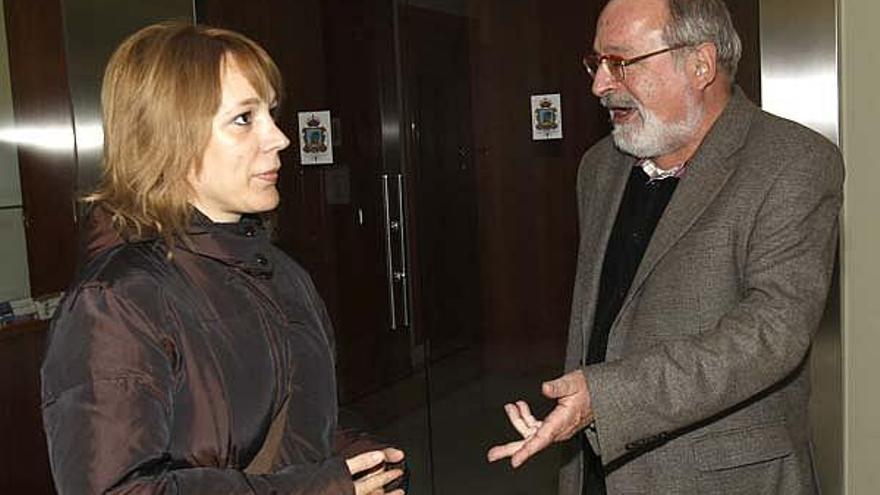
[690,42,718,89]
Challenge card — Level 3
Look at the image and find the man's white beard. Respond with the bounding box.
[608,92,703,159]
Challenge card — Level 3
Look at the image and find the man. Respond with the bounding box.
[487,0,843,493]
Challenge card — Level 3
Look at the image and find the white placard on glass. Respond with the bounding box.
[298,110,334,165]
[530,93,563,141]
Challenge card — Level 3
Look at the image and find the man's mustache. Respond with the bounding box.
[600,93,639,110]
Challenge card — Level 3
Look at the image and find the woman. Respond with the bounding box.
[41,22,405,494]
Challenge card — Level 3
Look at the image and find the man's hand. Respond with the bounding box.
[486,369,593,468]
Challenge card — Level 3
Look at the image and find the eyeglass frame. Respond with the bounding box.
[582,44,692,82]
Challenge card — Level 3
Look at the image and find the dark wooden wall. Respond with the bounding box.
[1,0,74,492]
[5,0,78,297]
[468,0,607,372]
[0,321,53,493]
[726,0,762,103]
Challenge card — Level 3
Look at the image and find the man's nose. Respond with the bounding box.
[591,62,618,97]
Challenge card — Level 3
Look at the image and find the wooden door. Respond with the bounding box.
[401,5,482,364]
[198,0,417,405]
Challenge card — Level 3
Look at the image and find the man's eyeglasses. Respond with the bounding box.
[582,44,691,82]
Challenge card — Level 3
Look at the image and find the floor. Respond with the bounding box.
[347,345,565,494]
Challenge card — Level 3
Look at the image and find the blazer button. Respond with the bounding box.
[625,440,644,451]
[625,432,670,451]
[256,254,268,265]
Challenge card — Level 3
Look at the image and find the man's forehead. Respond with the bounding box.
[593,0,669,53]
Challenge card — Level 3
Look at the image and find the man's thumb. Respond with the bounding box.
[542,376,570,398]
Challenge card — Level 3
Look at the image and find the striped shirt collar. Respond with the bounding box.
[637,159,686,181]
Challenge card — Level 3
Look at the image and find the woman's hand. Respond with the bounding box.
[345,448,406,495]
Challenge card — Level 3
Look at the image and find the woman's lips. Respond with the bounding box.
[254,171,279,183]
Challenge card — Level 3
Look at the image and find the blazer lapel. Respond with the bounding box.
[575,148,633,354]
[607,88,757,352]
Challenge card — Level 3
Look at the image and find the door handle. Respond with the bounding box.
[380,173,410,331]
[381,174,398,330]
[395,174,410,327]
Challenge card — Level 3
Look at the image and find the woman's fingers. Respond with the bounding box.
[353,468,404,495]
[382,447,405,463]
[348,449,406,495]
[345,450,385,476]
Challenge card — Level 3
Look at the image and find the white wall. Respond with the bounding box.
[0,0,30,302]
[839,0,880,492]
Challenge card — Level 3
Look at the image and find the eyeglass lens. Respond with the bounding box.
[583,55,625,81]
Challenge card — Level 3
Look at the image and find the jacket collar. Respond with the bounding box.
[605,86,757,354]
[183,211,274,277]
[81,206,274,277]
[629,85,754,285]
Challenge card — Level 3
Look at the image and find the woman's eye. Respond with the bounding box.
[233,111,253,126]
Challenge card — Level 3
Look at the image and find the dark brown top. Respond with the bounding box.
[41,209,368,494]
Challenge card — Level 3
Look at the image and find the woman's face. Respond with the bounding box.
[188,56,290,223]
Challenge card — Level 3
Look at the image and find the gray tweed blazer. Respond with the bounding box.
[558,87,843,495]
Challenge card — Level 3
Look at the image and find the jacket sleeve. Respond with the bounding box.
[584,139,844,464]
[290,263,409,492]
[289,265,403,459]
[41,282,354,495]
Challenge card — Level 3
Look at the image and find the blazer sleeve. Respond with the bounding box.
[584,138,844,464]
[41,283,353,495]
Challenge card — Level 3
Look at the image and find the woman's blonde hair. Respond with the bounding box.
[87,21,282,246]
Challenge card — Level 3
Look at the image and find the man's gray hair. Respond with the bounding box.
[663,0,743,79]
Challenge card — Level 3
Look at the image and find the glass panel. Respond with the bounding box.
[196,0,435,490]
[397,0,606,492]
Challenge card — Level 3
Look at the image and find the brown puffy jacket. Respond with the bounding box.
[42,208,381,494]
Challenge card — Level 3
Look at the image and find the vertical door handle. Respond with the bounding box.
[395,174,410,327]
[381,174,398,330]
[381,173,410,331]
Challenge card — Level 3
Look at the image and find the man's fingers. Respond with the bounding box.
[515,400,541,430]
[537,400,581,441]
[509,406,572,469]
[542,377,567,398]
[354,468,403,495]
[486,440,524,462]
[542,370,587,399]
[505,403,534,438]
[542,374,573,398]
[510,427,554,468]
[490,373,589,469]
[345,450,385,476]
